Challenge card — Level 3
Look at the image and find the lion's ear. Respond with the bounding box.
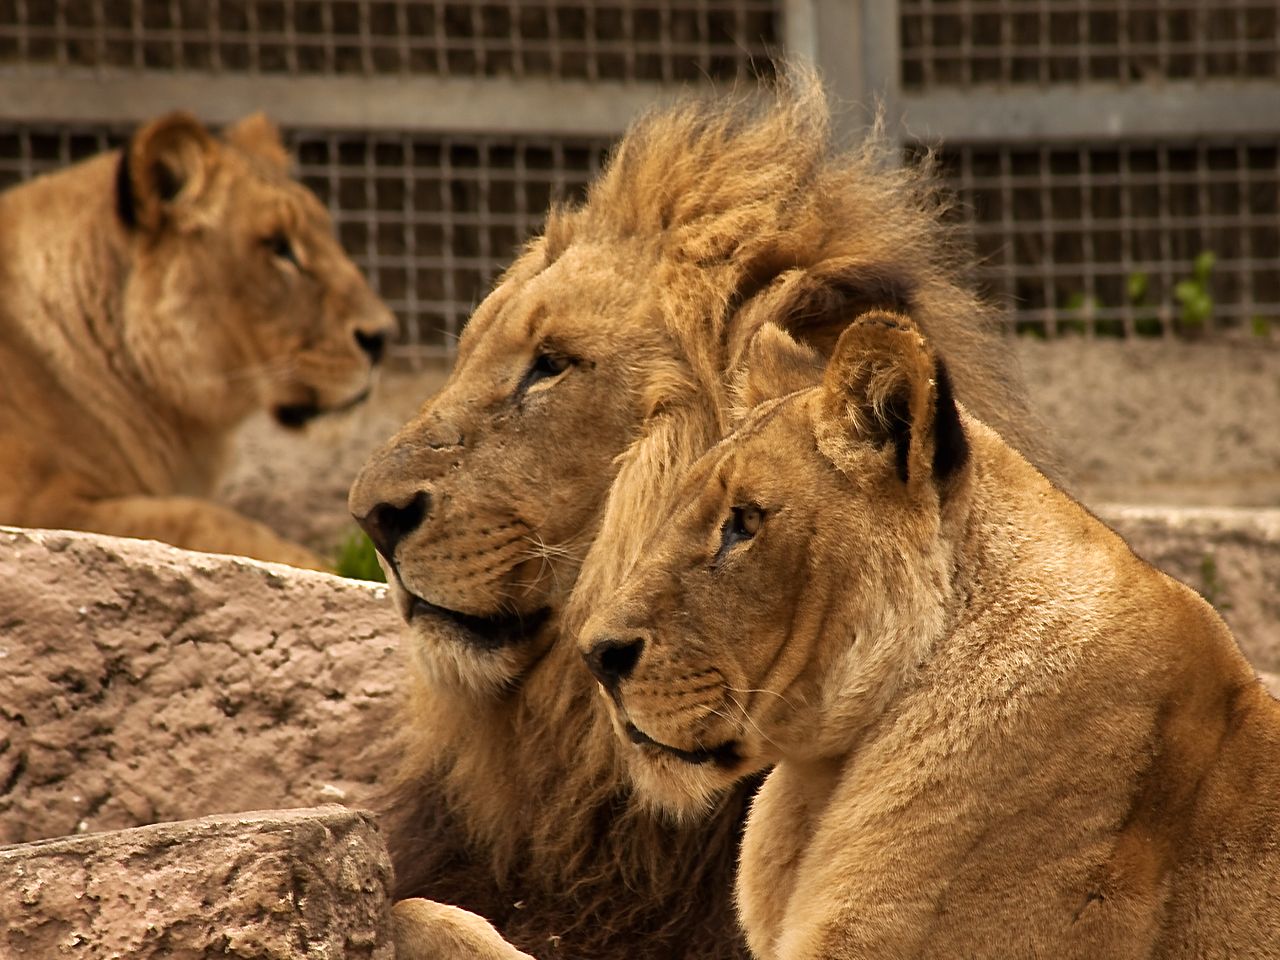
[224,112,290,173]
[821,310,968,489]
[118,112,217,232]
[730,322,825,420]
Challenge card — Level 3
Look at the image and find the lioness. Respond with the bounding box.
[349,75,1052,958]
[580,312,1280,959]
[0,111,394,569]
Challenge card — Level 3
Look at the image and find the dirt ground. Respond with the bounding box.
[1017,338,1280,508]
[218,337,1280,559]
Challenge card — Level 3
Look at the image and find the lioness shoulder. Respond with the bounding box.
[0,111,394,568]
[582,312,1280,959]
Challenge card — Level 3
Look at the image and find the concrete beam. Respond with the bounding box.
[0,68,685,136]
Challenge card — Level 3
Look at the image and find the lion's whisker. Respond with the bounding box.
[723,692,782,751]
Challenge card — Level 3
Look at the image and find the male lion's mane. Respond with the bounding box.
[379,74,1047,959]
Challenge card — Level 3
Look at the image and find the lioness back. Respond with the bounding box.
[581,311,1280,959]
[0,112,393,568]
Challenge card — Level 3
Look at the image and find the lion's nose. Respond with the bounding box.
[354,490,430,561]
[583,635,645,690]
[355,328,387,364]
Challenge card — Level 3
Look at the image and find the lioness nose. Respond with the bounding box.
[583,635,645,690]
[355,328,387,364]
[354,490,430,561]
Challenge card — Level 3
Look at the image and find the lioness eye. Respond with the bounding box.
[518,352,574,395]
[532,353,571,378]
[265,231,298,266]
[734,505,764,537]
[714,504,764,566]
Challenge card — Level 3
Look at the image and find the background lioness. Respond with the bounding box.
[0,111,394,569]
[581,313,1280,958]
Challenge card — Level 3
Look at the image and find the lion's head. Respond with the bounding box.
[349,76,1048,956]
[116,111,394,430]
[579,312,970,816]
[349,76,1043,697]
[347,241,680,691]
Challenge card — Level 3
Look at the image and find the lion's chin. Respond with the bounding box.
[381,575,551,696]
[406,621,532,697]
[624,748,740,823]
[611,728,747,824]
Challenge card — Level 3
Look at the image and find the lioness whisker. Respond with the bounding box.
[726,685,798,712]
[723,692,782,751]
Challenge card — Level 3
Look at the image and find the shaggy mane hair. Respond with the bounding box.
[378,71,1047,960]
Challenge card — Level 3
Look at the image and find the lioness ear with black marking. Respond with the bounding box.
[821,310,968,490]
[117,112,216,232]
[224,112,290,173]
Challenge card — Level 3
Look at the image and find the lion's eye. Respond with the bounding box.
[517,352,574,396]
[265,231,299,266]
[734,505,764,537]
[713,504,765,566]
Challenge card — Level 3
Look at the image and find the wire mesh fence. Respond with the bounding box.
[924,138,1280,338]
[294,131,610,356]
[1,1,1276,355]
[0,0,777,81]
[0,121,609,362]
[900,0,1280,89]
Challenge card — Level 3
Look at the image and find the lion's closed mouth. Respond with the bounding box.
[408,594,550,650]
[274,386,371,429]
[625,721,740,767]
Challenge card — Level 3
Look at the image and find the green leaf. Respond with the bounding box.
[1126,271,1149,304]
[1193,250,1216,282]
[333,529,387,582]
[1173,279,1199,304]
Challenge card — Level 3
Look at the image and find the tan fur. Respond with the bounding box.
[349,73,1051,958]
[581,312,1280,959]
[391,899,536,960]
[0,112,394,568]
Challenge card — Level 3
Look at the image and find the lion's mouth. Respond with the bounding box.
[625,722,740,767]
[274,387,371,429]
[408,594,551,650]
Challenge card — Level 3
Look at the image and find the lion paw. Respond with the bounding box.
[391,898,536,960]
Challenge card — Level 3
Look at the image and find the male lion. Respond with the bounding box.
[580,312,1280,959]
[349,75,1051,958]
[0,111,394,569]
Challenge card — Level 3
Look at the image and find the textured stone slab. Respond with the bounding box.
[0,527,403,846]
[0,805,393,959]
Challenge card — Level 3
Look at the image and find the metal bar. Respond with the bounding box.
[859,0,902,135]
[781,0,818,63]
[0,67,686,136]
[790,1,901,142]
[901,80,1280,143]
